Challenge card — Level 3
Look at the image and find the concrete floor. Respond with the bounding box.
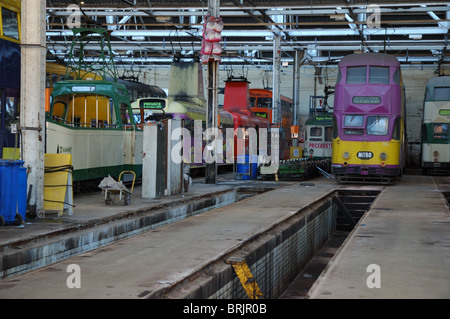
[308,175,450,299]
[0,173,448,299]
[0,175,337,298]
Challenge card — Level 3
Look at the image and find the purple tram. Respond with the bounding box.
[331,53,407,184]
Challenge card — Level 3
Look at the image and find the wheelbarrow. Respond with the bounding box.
[98,171,136,205]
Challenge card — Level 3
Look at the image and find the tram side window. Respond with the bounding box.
[325,126,332,141]
[369,66,389,84]
[434,87,450,101]
[120,104,132,126]
[332,116,338,139]
[346,66,366,84]
[52,95,116,128]
[249,97,256,108]
[336,70,342,84]
[52,102,66,122]
[4,92,19,131]
[393,118,402,140]
[393,69,401,84]
[2,7,19,40]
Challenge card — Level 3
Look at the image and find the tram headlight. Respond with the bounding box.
[433,151,439,157]
[380,152,388,160]
[342,152,350,159]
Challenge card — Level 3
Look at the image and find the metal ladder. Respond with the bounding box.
[226,257,263,299]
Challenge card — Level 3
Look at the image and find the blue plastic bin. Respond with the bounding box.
[0,160,25,226]
[235,154,258,180]
[18,166,27,221]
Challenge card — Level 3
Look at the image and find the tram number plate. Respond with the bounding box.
[357,151,373,160]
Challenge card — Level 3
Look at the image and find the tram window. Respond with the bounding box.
[346,66,366,84]
[425,87,432,101]
[257,97,272,108]
[120,104,131,126]
[332,116,338,139]
[249,97,256,108]
[434,87,450,101]
[367,116,389,135]
[393,69,401,84]
[325,126,332,141]
[433,124,448,139]
[336,70,342,83]
[369,66,389,84]
[310,127,322,141]
[53,94,116,128]
[52,102,66,121]
[2,7,19,40]
[393,118,402,140]
[4,93,18,131]
[344,129,363,135]
[344,115,364,127]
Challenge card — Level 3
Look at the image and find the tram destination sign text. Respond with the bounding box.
[140,99,165,109]
[352,96,381,104]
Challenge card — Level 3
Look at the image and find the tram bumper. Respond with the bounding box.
[332,164,400,176]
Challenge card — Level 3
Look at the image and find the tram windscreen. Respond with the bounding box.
[310,127,322,141]
[433,123,448,139]
[256,97,272,108]
[434,87,450,101]
[344,115,364,127]
[367,116,389,135]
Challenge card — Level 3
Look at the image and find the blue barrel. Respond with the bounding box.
[0,160,25,225]
[0,160,15,225]
[17,166,27,221]
[235,155,258,180]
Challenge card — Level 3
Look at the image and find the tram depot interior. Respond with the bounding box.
[43,0,449,165]
[0,0,449,301]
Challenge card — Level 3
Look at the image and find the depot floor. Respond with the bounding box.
[0,172,448,299]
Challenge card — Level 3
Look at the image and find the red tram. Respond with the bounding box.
[223,78,269,161]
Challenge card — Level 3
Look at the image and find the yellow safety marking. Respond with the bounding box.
[226,257,263,299]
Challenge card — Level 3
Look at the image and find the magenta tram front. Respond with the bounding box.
[331,53,406,183]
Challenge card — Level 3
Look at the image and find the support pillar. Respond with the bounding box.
[205,0,220,184]
[293,49,304,127]
[20,0,46,217]
[272,34,281,127]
